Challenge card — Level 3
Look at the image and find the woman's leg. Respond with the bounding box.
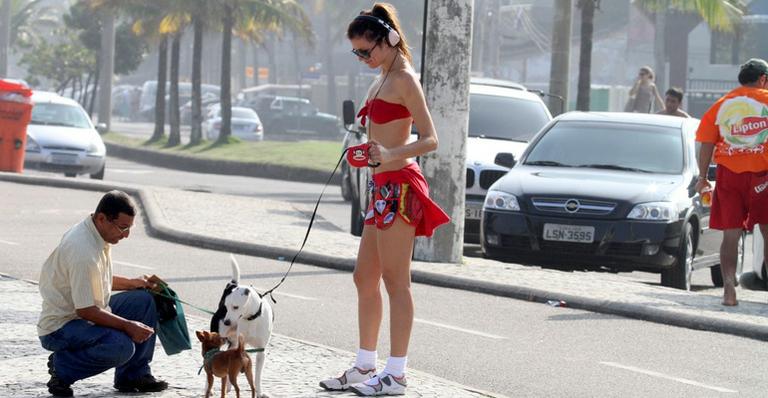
[376,217,416,358]
[355,224,384,354]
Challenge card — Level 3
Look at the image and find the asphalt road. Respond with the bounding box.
[2,182,767,397]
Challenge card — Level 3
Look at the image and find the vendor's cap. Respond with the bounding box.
[740,58,768,75]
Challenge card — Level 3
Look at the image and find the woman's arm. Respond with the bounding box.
[368,72,438,164]
[652,84,665,111]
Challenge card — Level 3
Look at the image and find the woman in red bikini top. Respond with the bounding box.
[318,4,449,396]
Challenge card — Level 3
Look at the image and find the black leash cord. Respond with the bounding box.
[259,147,349,303]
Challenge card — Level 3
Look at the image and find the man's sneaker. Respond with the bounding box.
[349,373,408,396]
[319,367,376,391]
[114,374,169,393]
[47,374,73,397]
[47,353,55,375]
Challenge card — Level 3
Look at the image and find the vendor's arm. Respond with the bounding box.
[76,306,154,343]
[112,274,156,291]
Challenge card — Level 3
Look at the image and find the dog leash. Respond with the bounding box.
[148,288,216,316]
[198,347,266,375]
[258,147,350,303]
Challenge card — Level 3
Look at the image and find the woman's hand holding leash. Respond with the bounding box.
[367,139,390,166]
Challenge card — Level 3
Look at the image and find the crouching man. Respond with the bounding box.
[37,190,168,397]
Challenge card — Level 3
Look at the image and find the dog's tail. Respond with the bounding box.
[236,334,245,354]
[230,254,241,284]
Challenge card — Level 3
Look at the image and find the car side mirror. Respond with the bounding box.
[494,152,516,169]
[342,100,355,126]
[96,123,108,134]
[707,164,716,181]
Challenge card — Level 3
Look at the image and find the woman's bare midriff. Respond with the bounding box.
[368,117,413,173]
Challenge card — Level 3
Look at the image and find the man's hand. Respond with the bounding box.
[123,320,155,343]
[130,274,157,290]
[695,177,712,194]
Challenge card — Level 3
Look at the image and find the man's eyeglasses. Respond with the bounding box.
[109,220,132,234]
[351,43,377,60]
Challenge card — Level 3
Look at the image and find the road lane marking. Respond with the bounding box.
[113,260,154,270]
[599,362,737,393]
[0,239,19,245]
[107,168,153,175]
[414,318,507,340]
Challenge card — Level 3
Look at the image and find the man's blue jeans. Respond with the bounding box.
[39,290,158,385]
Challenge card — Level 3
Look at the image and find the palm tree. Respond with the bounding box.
[215,0,311,143]
[576,0,597,111]
[635,0,744,90]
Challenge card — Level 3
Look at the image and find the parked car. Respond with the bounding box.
[180,92,220,125]
[481,112,744,290]
[251,96,341,137]
[24,91,107,179]
[341,78,552,240]
[204,106,263,141]
[138,81,220,122]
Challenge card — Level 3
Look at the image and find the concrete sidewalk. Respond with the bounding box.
[2,172,768,344]
[0,275,498,397]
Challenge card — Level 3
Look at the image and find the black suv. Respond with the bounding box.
[241,95,341,138]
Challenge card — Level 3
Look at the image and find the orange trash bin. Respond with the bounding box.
[0,79,33,173]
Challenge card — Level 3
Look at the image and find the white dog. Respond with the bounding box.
[219,255,274,398]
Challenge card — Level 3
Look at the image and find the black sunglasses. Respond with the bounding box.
[351,43,378,60]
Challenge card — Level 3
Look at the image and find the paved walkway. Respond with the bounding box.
[2,171,768,346]
[0,275,497,397]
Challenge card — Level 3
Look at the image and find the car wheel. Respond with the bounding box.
[661,222,694,290]
[350,169,368,237]
[711,232,745,287]
[90,164,105,180]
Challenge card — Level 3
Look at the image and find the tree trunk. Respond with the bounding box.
[218,5,233,143]
[413,0,473,264]
[576,0,595,111]
[548,0,572,116]
[83,73,93,108]
[471,0,485,74]
[237,37,246,93]
[323,12,336,114]
[168,33,182,147]
[88,64,99,117]
[251,43,259,86]
[190,16,204,145]
[97,11,116,130]
[0,0,11,77]
[151,36,168,142]
[265,36,277,84]
[653,9,667,95]
[665,11,700,92]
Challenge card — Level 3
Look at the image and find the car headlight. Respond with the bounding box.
[484,190,520,211]
[627,202,677,221]
[87,140,105,156]
[25,136,40,152]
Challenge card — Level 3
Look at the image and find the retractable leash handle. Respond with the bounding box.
[346,142,381,168]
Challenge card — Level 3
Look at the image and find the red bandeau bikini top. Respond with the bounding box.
[357,98,411,127]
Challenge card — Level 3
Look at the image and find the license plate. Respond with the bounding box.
[543,223,595,243]
[465,203,483,220]
[51,153,78,165]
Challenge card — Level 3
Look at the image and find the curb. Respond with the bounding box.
[104,142,341,185]
[2,172,768,343]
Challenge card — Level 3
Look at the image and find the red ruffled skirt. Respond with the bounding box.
[363,162,450,237]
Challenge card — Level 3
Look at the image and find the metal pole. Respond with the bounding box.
[548,0,572,115]
[97,11,116,130]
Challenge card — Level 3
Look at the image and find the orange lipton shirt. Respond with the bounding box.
[696,86,768,173]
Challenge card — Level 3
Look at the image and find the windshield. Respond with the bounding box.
[468,94,549,142]
[30,103,92,129]
[524,121,684,174]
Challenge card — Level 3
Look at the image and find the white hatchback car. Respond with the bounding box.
[24,91,107,179]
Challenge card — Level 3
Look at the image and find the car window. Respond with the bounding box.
[468,94,549,142]
[231,108,257,119]
[30,102,91,129]
[299,102,314,114]
[525,121,684,174]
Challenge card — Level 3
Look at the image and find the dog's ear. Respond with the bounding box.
[195,330,205,341]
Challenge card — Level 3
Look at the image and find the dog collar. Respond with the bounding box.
[245,302,263,321]
[198,348,221,375]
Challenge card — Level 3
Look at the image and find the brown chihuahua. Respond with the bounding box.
[196,330,255,398]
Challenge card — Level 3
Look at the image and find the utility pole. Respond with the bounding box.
[97,11,116,130]
[0,0,11,77]
[548,0,572,115]
[414,0,473,264]
[654,10,667,93]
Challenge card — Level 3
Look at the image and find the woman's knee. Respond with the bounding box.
[354,267,381,296]
[381,270,411,294]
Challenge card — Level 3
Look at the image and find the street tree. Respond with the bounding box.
[576,0,598,111]
[216,0,310,144]
[635,0,744,90]
[549,0,572,116]
[0,0,58,76]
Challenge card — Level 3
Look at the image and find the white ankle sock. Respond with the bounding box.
[382,356,407,378]
[354,348,377,370]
